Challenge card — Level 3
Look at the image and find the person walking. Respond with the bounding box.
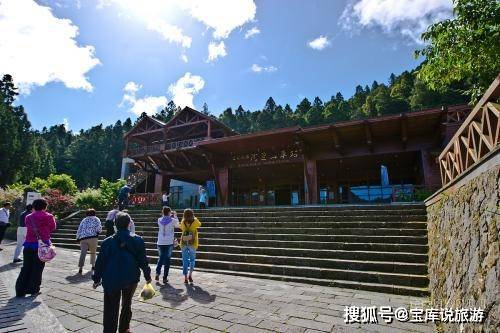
[155,206,179,283]
[13,204,33,263]
[180,208,201,284]
[161,192,170,207]
[198,187,207,209]
[15,198,56,297]
[76,209,102,275]
[92,212,151,333]
[117,185,131,210]
[105,205,120,238]
[0,202,11,251]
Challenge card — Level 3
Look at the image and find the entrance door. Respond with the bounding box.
[275,188,291,205]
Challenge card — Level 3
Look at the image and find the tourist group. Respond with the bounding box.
[0,190,202,333]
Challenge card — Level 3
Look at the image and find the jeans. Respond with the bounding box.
[15,248,45,296]
[156,244,173,276]
[13,227,27,260]
[79,238,98,268]
[103,283,137,333]
[181,246,196,276]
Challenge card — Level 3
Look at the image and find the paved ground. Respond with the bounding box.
[0,243,434,333]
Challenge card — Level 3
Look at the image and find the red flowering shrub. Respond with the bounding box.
[44,189,76,219]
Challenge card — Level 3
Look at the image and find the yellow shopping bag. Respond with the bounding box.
[138,282,156,301]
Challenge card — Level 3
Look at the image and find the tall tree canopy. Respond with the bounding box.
[416,0,500,101]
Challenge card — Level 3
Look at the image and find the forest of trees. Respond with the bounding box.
[0,74,133,187]
[0,0,497,188]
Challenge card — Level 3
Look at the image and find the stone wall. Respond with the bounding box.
[426,164,499,332]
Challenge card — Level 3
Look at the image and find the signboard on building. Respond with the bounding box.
[230,147,303,167]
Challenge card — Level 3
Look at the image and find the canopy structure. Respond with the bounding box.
[123,104,471,206]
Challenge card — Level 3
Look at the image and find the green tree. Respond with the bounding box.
[416,0,500,101]
[305,97,324,125]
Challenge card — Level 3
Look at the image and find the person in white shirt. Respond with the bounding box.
[13,204,33,263]
[0,202,12,251]
[162,192,170,207]
[155,206,179,283]
[105,205,120,238]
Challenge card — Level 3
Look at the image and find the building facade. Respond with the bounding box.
[123,105,471,206]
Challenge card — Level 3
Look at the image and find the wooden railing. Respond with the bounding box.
[439,76,500,186]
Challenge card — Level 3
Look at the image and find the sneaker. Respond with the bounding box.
[184,278,188,284]
[155,275,160,281]
[188,276,193,283]
[13,258,22,263]
[163,277,168,283]
[78,268,83,275]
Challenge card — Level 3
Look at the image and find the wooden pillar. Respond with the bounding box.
[154,173,165,193]
[215,166,230,206]
[303,159,318,205]
[207,120,212,140]
[421,150,440,188]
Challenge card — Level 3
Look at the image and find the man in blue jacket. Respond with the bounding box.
[92,212,151,333]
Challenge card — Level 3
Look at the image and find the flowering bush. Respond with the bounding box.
[44,189,76,219]
[75,188,106,210]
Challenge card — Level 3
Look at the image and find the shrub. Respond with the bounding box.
[0,187,23,205]
[75,189,106,210]
[28,177,49,193]
[46,174,78,195]
[44,189,76,219]
[99,178,126,207]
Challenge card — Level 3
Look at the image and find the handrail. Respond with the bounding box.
[439,75,500,186]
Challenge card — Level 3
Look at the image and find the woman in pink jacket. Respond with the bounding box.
[15,198,56,297]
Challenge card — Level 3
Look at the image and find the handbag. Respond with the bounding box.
[28,216,56,262]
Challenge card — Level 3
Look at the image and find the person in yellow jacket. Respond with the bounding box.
[179,208,201,284]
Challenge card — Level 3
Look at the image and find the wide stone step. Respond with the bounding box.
[52,241,428,289]
[91,209,427,218]
[67,215,427,223]
[52,230,427,244]
[55,225,427,236]
[51,235,428,253]
[51,242,429,296]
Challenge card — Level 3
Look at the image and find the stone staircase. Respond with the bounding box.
[51,204,429,296]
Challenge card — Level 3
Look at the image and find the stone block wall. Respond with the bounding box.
[427,164,499,332]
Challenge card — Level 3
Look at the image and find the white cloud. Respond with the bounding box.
[207,41,227,62]
[180,54,188,63]
[168,73,205,108]
[120,81,168,116]
[340,0,453,43]
[251,64,277,73]
[63,118,70,131]
[147,19,192,48]
[0,0,100,94]
[308,36,331,50]
[244,26,260,39]
[181,0,256,39]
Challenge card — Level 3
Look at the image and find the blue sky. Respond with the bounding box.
[0,0,453,131]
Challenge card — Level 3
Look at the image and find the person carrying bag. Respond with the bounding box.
[15,198,56,298]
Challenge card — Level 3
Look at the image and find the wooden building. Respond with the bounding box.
[123,105,471,206]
